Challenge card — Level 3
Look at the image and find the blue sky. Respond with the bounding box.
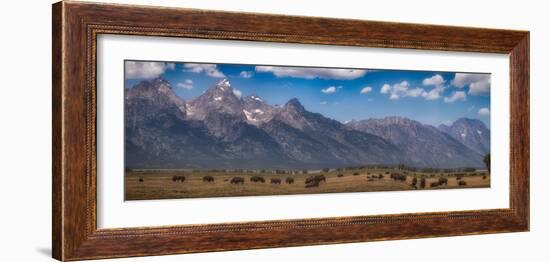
[125,60,491,127]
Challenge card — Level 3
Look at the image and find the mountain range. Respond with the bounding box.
[125,78,490,169]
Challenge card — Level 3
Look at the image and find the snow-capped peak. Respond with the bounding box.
[250,95,263,102]
[217,79,231,90]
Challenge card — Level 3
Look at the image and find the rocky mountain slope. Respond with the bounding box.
[346,117,485,168]
[438,118,490,155]
[125,78,488,169]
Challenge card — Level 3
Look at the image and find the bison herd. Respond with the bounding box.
[154,171,478,190]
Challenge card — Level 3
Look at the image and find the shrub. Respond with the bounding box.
[484,153,491,172]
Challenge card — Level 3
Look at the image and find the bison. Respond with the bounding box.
[337,174,344,178]
[411,177,418,188]
[271,178,282,184]
[230,177,245,184]
[285,177,294,184]
[352,172,360,176]
[138,178,144,182]
[250,176,265,183]
[420,177,426,189]
[390,173,407,182]
[305,174,325,188]
[172,176,185,182]
[459,180,467,186]
[316,174,326,183]
[305,180,320,188]
[430,182,440,188]
[202,175,214,182]
[438,177,448,186]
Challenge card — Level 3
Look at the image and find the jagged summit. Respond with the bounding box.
[242,93,276,126]
[284,98,305,112]
[215,78,232,90]
[186,79,244,121]
[438,117,490,155]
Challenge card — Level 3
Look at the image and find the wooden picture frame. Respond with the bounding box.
[52,1,529,261]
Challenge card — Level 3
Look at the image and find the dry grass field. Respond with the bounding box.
[125,168,490,200]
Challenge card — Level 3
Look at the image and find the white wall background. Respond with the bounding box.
[0,0,547,261]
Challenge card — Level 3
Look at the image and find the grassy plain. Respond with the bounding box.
[125,168,490,200]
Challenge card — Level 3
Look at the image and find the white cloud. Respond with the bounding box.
[125,61,175,79]
[451,73,490,96]
[380,84,391,94]
[381,81,443,101]
[239,71,253,78]
[183,63,225,78]
[422,74,446,87]
[381,81,410,100]
[255,66,366,80]
[407,87,426,97]
[422,86,444,100]
[360,86,372,94]
[176,79,193,90]
[232,88,242,98]
[419,74,448,100]
[321,86,338,94]
[469,80,491,96]
[380,79,449,101]
[444,91,467,103]
[478,107,490,116]
[320,101,328,105]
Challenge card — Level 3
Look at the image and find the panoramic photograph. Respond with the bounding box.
[124,60,491,200]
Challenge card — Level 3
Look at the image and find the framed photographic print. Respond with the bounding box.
[52,1,529,261]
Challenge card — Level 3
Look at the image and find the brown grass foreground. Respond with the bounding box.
[125,168,490,200]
